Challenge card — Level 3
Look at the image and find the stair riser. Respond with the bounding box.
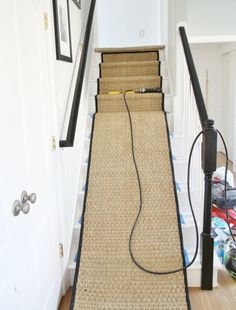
[97,94,163,113]
[187,268,218,287]
[94,50,166,66]
[173,161,188,183]
[100,62,161,78]
[102,51,160,63]
[91,77,170,96]
[92,94,172,113]
[182,226,198,249]
[94,62,168,78]
[177,191,192,214]
[164,95,173,113]
[166,113,173,132]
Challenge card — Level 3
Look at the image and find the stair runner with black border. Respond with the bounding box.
[71,48,191,310]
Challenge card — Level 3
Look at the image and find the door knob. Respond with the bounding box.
[12,191,37,216]
[21,191,37,204]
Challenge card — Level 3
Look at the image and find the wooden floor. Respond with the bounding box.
[58,153,236,309]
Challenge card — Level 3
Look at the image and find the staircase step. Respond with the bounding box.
[100,60,160,78]
[96,45,165,54]
[98,76,162,94]
[101,51,160,63]
[186,249,222,287]
[96,93,163,113]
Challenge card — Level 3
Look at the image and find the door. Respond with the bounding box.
[0,0,62,309]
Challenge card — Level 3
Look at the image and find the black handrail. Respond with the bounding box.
[179,26,217,290]
[179,27,208,129]
[60,0,96,147]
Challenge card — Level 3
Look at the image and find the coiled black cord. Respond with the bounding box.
[124,91,200,274]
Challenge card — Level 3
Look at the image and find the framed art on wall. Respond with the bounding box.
[53,0,73,62]
[72,0,81,9]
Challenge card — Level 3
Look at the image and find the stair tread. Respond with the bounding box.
[97,92,163,99]
[100,60,160,67]
[95,45,165,53]
[99,75,161,81]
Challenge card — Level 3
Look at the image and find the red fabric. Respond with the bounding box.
[212,205,236,227]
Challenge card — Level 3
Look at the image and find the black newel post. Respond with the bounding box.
[201,119,217,289]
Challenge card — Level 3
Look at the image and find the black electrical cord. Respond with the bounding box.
[216,129,236,242]
[123,90,200,274]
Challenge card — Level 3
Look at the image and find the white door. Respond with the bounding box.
[0,0,62,309]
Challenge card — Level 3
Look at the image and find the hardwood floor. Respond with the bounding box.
[58,153,236,309]
[58,288,72,310]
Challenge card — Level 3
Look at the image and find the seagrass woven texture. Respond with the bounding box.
[100,60,160,78]
[97,93,163,113]
[73,50,189,309]
[99,76,162,94]
[74,111,188,309]
[102,51,159,63]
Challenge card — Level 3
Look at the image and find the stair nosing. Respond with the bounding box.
[95,45,165,53]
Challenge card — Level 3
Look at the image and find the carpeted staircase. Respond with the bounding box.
[71,49,191,309]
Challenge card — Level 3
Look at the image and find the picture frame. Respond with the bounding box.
[72,0,81,9]
[52,0,73,62]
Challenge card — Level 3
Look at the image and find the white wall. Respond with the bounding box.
[221,48,236,164]
[187,0,236,36]
[46,0,97,283]
[51,1,84,130]
[165,0,187,93]
[96,0,161,47]
[191,44,222,129]
[191,43,236,165]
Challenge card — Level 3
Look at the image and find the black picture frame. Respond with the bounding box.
[72,0,81,9]
[53,0,73,62]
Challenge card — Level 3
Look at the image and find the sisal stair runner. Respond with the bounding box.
[71,49,191,309]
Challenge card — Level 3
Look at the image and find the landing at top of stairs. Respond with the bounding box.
[95,45,165,53]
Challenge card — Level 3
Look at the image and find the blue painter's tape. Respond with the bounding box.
[184,249,190,265]
[79,216,82,224]
[169,132,174,138]
[175,182,181,192]
[172,155,176,161]
[180,214,185,225]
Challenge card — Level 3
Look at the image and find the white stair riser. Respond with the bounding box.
[182,226,198,249]
[187,268,218,288]
[173,160,188,183]
[177,191,193,214]
[69,268,75,287]
[170,136,188,159]
[164,95,173,113]
[166,113,173,133]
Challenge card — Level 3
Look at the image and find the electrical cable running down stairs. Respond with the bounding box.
[71,48,191,309]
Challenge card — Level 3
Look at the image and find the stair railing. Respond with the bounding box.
[60,0,96,147]
[179,26,217,290]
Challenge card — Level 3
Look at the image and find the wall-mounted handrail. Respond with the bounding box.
[179,26,208,129]
[179,26,217,291]
[60,0,96,147]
